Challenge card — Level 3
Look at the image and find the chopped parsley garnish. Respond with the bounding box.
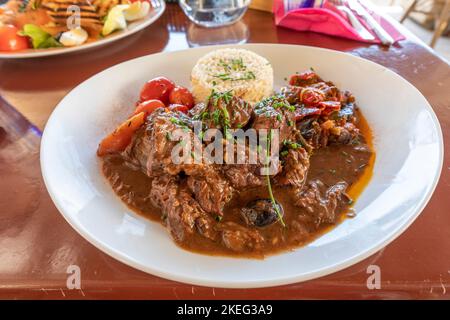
[212,57,256,82]
[207,90,233,139]
[211,110,221,125]
[201,111,210,120]
[256,95,294,113]
[230,57,244,70]
[170,116,190,132]
[170,117,185,126]
[283,139,302,149]
[209,89,233,107]
[213,73,233,81]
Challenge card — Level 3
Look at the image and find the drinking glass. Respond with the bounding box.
[179,0,251,28]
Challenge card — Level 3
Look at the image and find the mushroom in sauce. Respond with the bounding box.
[241,199,284,227]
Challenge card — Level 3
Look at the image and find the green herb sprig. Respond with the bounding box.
[265,130,286,227]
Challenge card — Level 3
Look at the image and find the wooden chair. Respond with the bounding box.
[400,0,450,47]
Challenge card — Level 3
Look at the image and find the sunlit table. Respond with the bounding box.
[0,4,449,299]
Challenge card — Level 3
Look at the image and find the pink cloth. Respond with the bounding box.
[273,0,405,44]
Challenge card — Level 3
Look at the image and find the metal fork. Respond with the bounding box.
[329,0,375,41]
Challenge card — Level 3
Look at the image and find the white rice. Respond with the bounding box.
[191,48,274,104]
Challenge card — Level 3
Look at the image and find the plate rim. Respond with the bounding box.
[40,43,445,288]
[0,0,165,59]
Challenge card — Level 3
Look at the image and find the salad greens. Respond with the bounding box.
[19,24,61,49]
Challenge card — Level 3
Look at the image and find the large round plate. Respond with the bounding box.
[0,0,165,59]
[41,44,443,288]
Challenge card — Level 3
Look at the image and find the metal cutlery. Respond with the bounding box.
[334,3,375,41]
[346,0,394,45]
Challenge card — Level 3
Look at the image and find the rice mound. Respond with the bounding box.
[191,48,274,104]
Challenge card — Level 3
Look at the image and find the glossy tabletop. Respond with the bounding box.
[0,4,449,299]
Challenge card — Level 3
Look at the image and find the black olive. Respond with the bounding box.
[241,199,284,227]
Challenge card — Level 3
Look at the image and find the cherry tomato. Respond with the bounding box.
[169,86,194,109]
[139,77,175,104]
[168,104,189,114]
[0,25,29,52]
[134,99,165,116]
[299,87,325,106]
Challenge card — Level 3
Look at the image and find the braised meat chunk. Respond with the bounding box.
[124,109,195,177]
[275,147,310,190]
[294,180,349,226]
[151,175,218,242]
[222,143,274,190]
[297,116,360,149]
[186,164,234,217]
[251,95,297,144]
[196,90,254,129]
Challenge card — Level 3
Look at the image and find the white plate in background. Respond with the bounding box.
[0,0,165,59]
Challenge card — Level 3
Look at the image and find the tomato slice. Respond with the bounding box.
[318,101,341,116]
[299,87,325,106]
[0,25,30,52]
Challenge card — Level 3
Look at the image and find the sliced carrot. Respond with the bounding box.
[97,112,146,156]
[133,99,165,116]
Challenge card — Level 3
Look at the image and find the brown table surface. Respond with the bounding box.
[0,4,449,299]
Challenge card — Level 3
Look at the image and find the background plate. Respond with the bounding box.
[0,0,165,59]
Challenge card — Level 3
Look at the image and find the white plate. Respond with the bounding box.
[41,44,443,288]
[0,0,165,59]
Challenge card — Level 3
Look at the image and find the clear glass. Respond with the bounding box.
[186,21,249,47]
[179,0,251,28]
